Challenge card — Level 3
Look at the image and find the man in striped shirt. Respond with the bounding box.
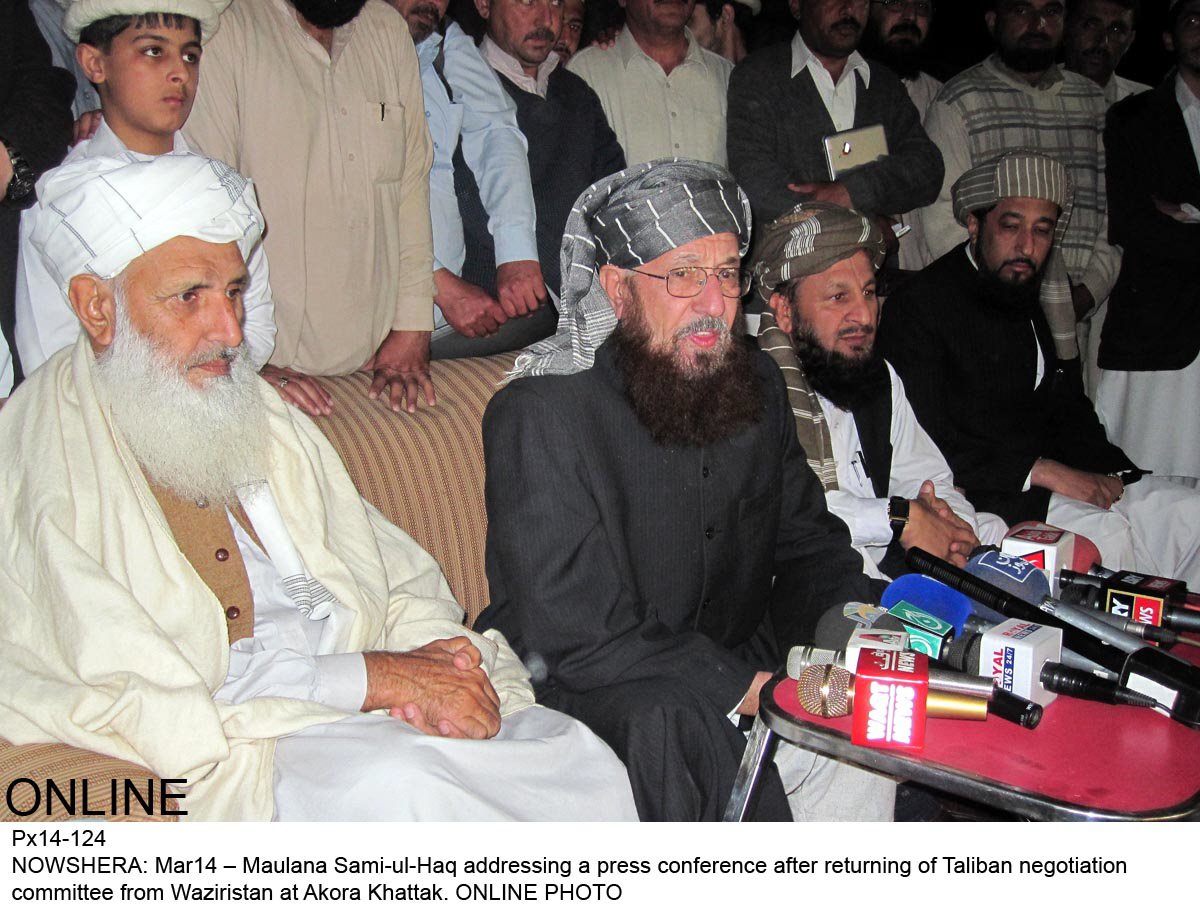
[913,0,1121,351]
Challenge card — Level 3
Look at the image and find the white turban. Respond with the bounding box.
[28,153,265,294]
[59,0,231,43]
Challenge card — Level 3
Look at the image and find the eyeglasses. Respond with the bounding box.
[628,265,752,299]
[871,0,934,16]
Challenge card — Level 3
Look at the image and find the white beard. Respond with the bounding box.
[94,294,270,506]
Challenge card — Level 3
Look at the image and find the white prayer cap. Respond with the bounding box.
[59,0,231,43]
[28,153,264,294]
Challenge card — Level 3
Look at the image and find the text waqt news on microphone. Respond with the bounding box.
[1,818,1190,913]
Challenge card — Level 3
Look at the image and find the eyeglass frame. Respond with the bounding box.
[626,265,753,299]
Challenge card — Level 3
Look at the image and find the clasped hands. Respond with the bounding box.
[363,637,500,740]
[899,480,980,568]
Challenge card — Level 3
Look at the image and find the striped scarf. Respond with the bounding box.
[507,158,752,379]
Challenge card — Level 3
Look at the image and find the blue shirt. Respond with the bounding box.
[416,23,537,325]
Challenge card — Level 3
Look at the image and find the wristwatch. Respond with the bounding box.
[887,496,910,542]
[1,137,36,205]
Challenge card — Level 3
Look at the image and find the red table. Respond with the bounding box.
[723,672,1200,821]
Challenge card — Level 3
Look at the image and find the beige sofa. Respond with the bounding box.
[0,353,515,821]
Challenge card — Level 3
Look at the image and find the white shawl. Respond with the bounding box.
[0,338,534,820]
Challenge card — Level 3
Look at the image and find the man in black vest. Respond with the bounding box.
[726,0,942,230]
[752,201,996,581]
[457,0,625,309]
[477,161,894,822]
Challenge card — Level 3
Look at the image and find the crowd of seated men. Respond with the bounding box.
[0,0,1197,822]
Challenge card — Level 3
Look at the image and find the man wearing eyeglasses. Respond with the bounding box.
[913,0,1121,377]
[476,160,892,822]
[727,0,943,234]
[1064,0,1149,107]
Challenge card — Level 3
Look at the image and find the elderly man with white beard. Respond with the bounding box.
[0,153,637,822]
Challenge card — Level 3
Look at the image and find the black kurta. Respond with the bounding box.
[878,246,1134,523]
[476,340,877,821]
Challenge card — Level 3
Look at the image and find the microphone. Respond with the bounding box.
[796,665,989,720]
[797,651,988,752]
[798,599,1044,728]
[964,551,1116,677]
[1039,663,1159,710]
[1062,568,1200,634]
[1001,521,1079,596]
[1001,521,1103,582]
[788,644,997,698]
[908,547,1200,729]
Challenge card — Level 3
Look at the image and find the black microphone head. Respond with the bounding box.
[989,687,1043,729]
[944,630,980,674]
[814,602,907,650]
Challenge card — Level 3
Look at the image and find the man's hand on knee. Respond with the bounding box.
[1031,459,1124,509]
[363,643,501,739]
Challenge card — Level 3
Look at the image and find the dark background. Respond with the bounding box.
[447,0,1178,88]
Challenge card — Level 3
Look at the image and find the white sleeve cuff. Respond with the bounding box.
[313,652,369,712]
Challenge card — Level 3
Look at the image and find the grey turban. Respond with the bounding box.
[508,159,752,379]
[28,152,265,295]
[951,150,1079,360]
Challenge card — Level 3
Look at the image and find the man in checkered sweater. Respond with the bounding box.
[913,0,1120,334]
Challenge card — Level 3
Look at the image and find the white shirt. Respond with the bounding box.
[818,363,984,571]
[0,334,12,399]
[567,26,732,166]
[15,123,278,374]
[214,510,367,712]
[902,70,943,122]
[1104,72,1151,109]
[789,32,871,132]
[481,35,560,98]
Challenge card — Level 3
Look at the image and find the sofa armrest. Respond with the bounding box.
[0,739,180,822]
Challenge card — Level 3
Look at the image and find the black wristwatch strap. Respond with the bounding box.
[1,137,36,206]
[887,496,910,542]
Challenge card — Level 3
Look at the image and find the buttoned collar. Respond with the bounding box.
[789,31,870,88]
[616,24,705,71]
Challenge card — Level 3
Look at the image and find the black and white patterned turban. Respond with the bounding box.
[508,159,752,379]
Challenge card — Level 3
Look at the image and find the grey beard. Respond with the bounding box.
[94,293,270,506]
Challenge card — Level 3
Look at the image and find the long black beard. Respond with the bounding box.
[791,325,890,412]
[973,242,1046,321]
[609,311,764,449]
[288,0,368,29]
[862,28,926,80]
